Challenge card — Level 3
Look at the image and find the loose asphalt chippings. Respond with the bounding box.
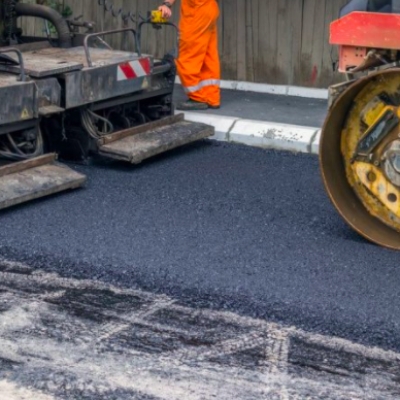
[0,260,399,399]
[0,140,399,355]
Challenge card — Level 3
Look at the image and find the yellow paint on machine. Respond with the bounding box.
[360,96,387,127]
[20,108,30,120]
[354,162,400,216]
[339,74,400,232]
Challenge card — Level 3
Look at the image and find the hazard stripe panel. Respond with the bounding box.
[117,58,151,81]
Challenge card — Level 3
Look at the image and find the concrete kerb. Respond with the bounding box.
[175,77,329,100]
[182,111,321,155]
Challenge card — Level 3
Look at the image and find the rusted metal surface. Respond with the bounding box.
[99,119,214,164]
[99,114,184,145]
[327,80,355,110]
[64,59,151,108]
[0,73,36,124]
[0,48,83,78]
[35,77,61,109]
[0,44,154,109]
[0,153,56,178]
[0,46,150,78]
[0,156,86,211]
[5,46,154,108]
[0,74,27,88]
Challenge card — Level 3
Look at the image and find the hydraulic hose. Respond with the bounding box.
[14,2,72,48]
[0,128,44,161]
[80,109,114,139]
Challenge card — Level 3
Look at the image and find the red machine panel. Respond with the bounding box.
[338,46,368,72]
[330,11,400,50]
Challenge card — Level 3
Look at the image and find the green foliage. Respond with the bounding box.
[35,0,73,36]
[46,1,73,18]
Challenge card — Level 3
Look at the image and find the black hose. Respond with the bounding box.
[14,2,72,48]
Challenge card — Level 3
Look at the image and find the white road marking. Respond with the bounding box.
[0,259,398,399]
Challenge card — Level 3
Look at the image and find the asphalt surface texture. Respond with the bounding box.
[173,85,327,127]
[1,261,399,400]
[1,140,400,355]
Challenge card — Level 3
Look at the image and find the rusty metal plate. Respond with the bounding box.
[98,119,214,164]
[0,47,149,78]
[0,48,83,78]
[35,77,62,109]
[33,47,146,67]
[64,59,152,109]
[0,154,86,210]
[0,46,154,107]
[0,73,36,124]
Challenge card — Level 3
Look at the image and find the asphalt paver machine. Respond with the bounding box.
[320,0,400,249]
[0,1,213,209]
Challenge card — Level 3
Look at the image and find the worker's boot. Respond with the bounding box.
[176,100,209,111]
[177,99,221,111]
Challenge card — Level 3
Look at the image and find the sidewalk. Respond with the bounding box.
[173,85,327,154]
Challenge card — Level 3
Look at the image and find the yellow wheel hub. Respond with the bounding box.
[320,69,400,249]
[342,74,400,232]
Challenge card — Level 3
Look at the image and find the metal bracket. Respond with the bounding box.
[137,17,179,58]
[83,28,138,67]
[356,108,399,158]
[0,48,27,82]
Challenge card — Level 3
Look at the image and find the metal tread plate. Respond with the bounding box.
[0,154,86,210]
[32,47,145,66]
[98,115,214,164]
[0,51,83,78]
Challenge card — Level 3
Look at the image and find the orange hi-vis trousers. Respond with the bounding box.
[176,0,220,107]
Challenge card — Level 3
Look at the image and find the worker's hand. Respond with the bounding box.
[158,5,172,19]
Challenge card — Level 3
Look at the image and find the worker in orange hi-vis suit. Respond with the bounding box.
[158,0,221,110]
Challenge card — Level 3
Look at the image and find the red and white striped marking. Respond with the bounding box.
[117,58,151,81]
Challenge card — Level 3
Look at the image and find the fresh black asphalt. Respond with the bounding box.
[1,141,399,353]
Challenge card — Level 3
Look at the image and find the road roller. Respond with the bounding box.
[320,0,400,249]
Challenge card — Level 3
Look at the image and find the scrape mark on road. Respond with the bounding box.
[0,381,56,400]
[0,258,399,400]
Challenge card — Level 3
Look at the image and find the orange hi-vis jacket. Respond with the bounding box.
[176,0,220,107]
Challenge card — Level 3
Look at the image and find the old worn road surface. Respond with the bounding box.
[0,140,399,399]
